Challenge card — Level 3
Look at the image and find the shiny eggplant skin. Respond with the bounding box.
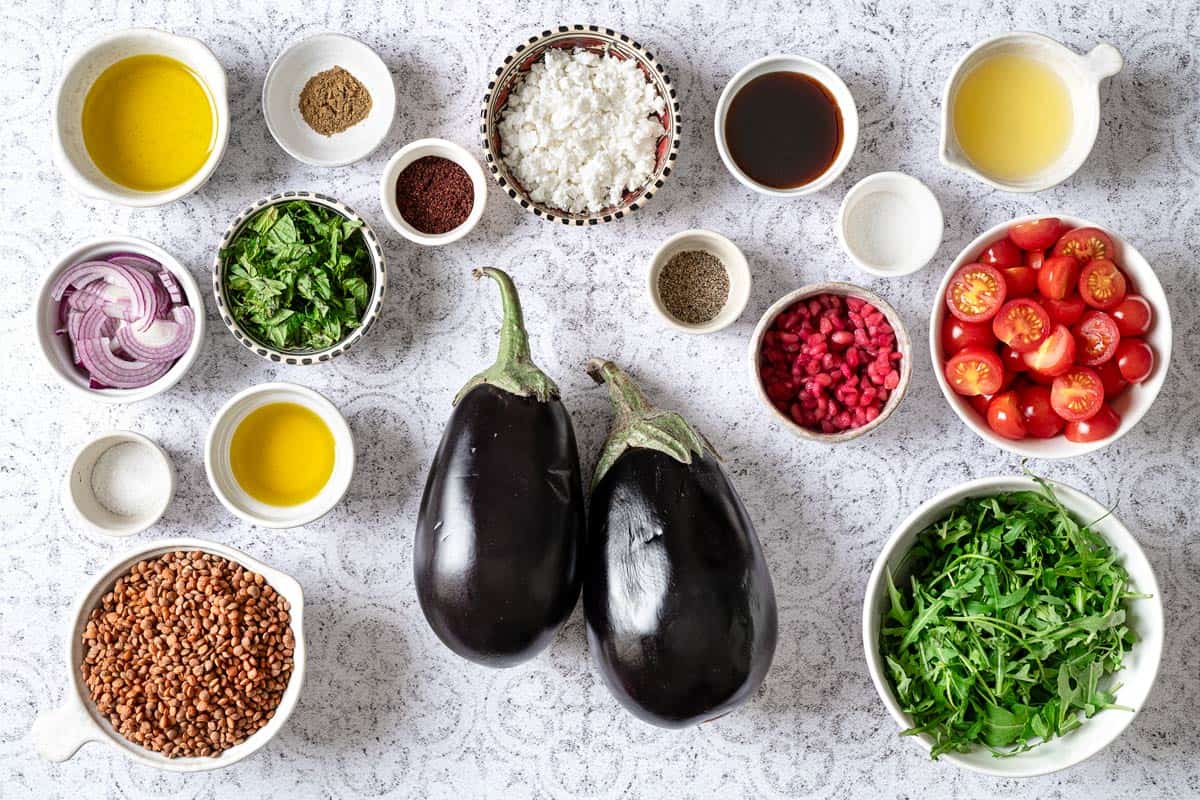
[415,383,584,667]
[584,448,778,728]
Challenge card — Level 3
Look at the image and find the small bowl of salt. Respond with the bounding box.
[837,172,943,277]
[64,431,174,537]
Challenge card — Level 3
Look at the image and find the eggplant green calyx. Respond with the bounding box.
[455,268,559,405]
[586,358,713,488]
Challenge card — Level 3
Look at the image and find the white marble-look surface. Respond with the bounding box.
[3,1,1199,798]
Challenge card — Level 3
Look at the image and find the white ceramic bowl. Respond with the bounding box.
[715,54,858,197]
[837,172,943,277]
[748,282,912,443]
[64,431,175,537]
[205,383,354,529]
[30,538,306,771]
[647,229,751,334]
[940,32,1123,192]
[379,138,488,246]
[35,235,206,404]
[931,215,1171,458]
[263,33,396,167]
[863,475,1163,777]
[51,28,230,207]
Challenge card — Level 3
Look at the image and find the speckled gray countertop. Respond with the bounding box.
[3,1,1199,798]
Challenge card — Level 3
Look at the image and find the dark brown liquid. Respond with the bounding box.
[724,71,843,189]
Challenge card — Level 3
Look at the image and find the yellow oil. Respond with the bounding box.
[81,54,215,192]
[952,53,1073,182]
[230,402,334,507]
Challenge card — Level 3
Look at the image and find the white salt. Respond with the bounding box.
[90,441,167,518]
[844,190,915,270]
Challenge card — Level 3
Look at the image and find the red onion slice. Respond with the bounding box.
[112,305,194,362]
[76,337,173,389]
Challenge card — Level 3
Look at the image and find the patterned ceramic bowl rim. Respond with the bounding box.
[212,191,387,365]
[480,24,682,225]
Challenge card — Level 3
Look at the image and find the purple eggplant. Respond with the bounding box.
[583,359,777,727]
[414,269,583,667]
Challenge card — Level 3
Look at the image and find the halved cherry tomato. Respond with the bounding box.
[992,298,1051,353]
[1043,295,1086,327]
[978,237,1024,268]
[1037,255,1081,301]
[986,391,1027,439]
[1022,324,1076,376]
[1053,227,1116,264]
[1078,259,1127,310]
[1001,266,1037,298]
[1064,404,1121,443]
[1096,359,1129,398]
[1009,217,1067,251]
[1001,345,1028,373]
[945,347,1005,396]
[1026,249,1046,270]
[946,263,1007,322]
[1017,384,1064,438]
[1051,367,1105,421]
[1111,294,1153,336]
[1116,338,1154,383]
[941,317,998,355]
[1073,311,1121,365]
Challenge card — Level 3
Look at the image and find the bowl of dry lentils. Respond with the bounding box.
[647,229,751,333]
[30,540,305,770]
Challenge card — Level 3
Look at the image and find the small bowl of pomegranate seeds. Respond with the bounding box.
[750,282,912,442]
[932,215,1172,458]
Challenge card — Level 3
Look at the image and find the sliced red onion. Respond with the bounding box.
[54,252,193,391]
[51,261,150,322]
[76,337,173,389]
[158,269,184,304]
[112,305,194,362]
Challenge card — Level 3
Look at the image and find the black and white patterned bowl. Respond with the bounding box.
[212,191,387,364]
[481,25,681,225]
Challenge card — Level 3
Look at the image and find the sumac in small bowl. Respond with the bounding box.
[748,282,913,442]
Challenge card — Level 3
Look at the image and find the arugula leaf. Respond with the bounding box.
[879,474,1142,759]
[220,200,373,352]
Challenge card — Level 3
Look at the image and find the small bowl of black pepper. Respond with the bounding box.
[379,138,488,246]
[647,229,751,334]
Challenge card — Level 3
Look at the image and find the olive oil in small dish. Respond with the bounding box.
[230,402,335,506]
[81,54,217,192]
[205,383,355,528]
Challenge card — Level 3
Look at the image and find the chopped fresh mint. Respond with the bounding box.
[222,200,372,352]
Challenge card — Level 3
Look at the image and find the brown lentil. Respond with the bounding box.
[298,66,372,136]
[657,250,730,325]
[394,155,474,235]
[80,550,295,758]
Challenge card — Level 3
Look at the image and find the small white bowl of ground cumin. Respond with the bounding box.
[262,33,395,167]
[647,229,751,334]
[379,138,488,246]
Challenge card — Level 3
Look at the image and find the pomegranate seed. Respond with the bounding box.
[884,370,900,390]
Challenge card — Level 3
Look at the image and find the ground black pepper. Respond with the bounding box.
[657,250,730,324]
[394,156,475,235]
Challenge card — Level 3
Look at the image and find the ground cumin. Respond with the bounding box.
[299,66,372,136]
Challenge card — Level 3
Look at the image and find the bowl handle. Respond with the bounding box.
[30,700,103,762]
[1085,43,1124,79]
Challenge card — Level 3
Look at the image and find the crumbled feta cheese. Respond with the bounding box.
[498,48,667,214]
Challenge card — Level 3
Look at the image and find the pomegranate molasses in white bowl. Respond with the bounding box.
[716,54,858,196]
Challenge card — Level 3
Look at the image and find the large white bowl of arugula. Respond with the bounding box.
[863,474,1162,777]
[213,191,386,364]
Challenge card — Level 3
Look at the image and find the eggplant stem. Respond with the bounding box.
[455,269,558,404]
[586,358,713,489]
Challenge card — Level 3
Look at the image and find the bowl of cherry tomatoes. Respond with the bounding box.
[932,215,1171,457]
